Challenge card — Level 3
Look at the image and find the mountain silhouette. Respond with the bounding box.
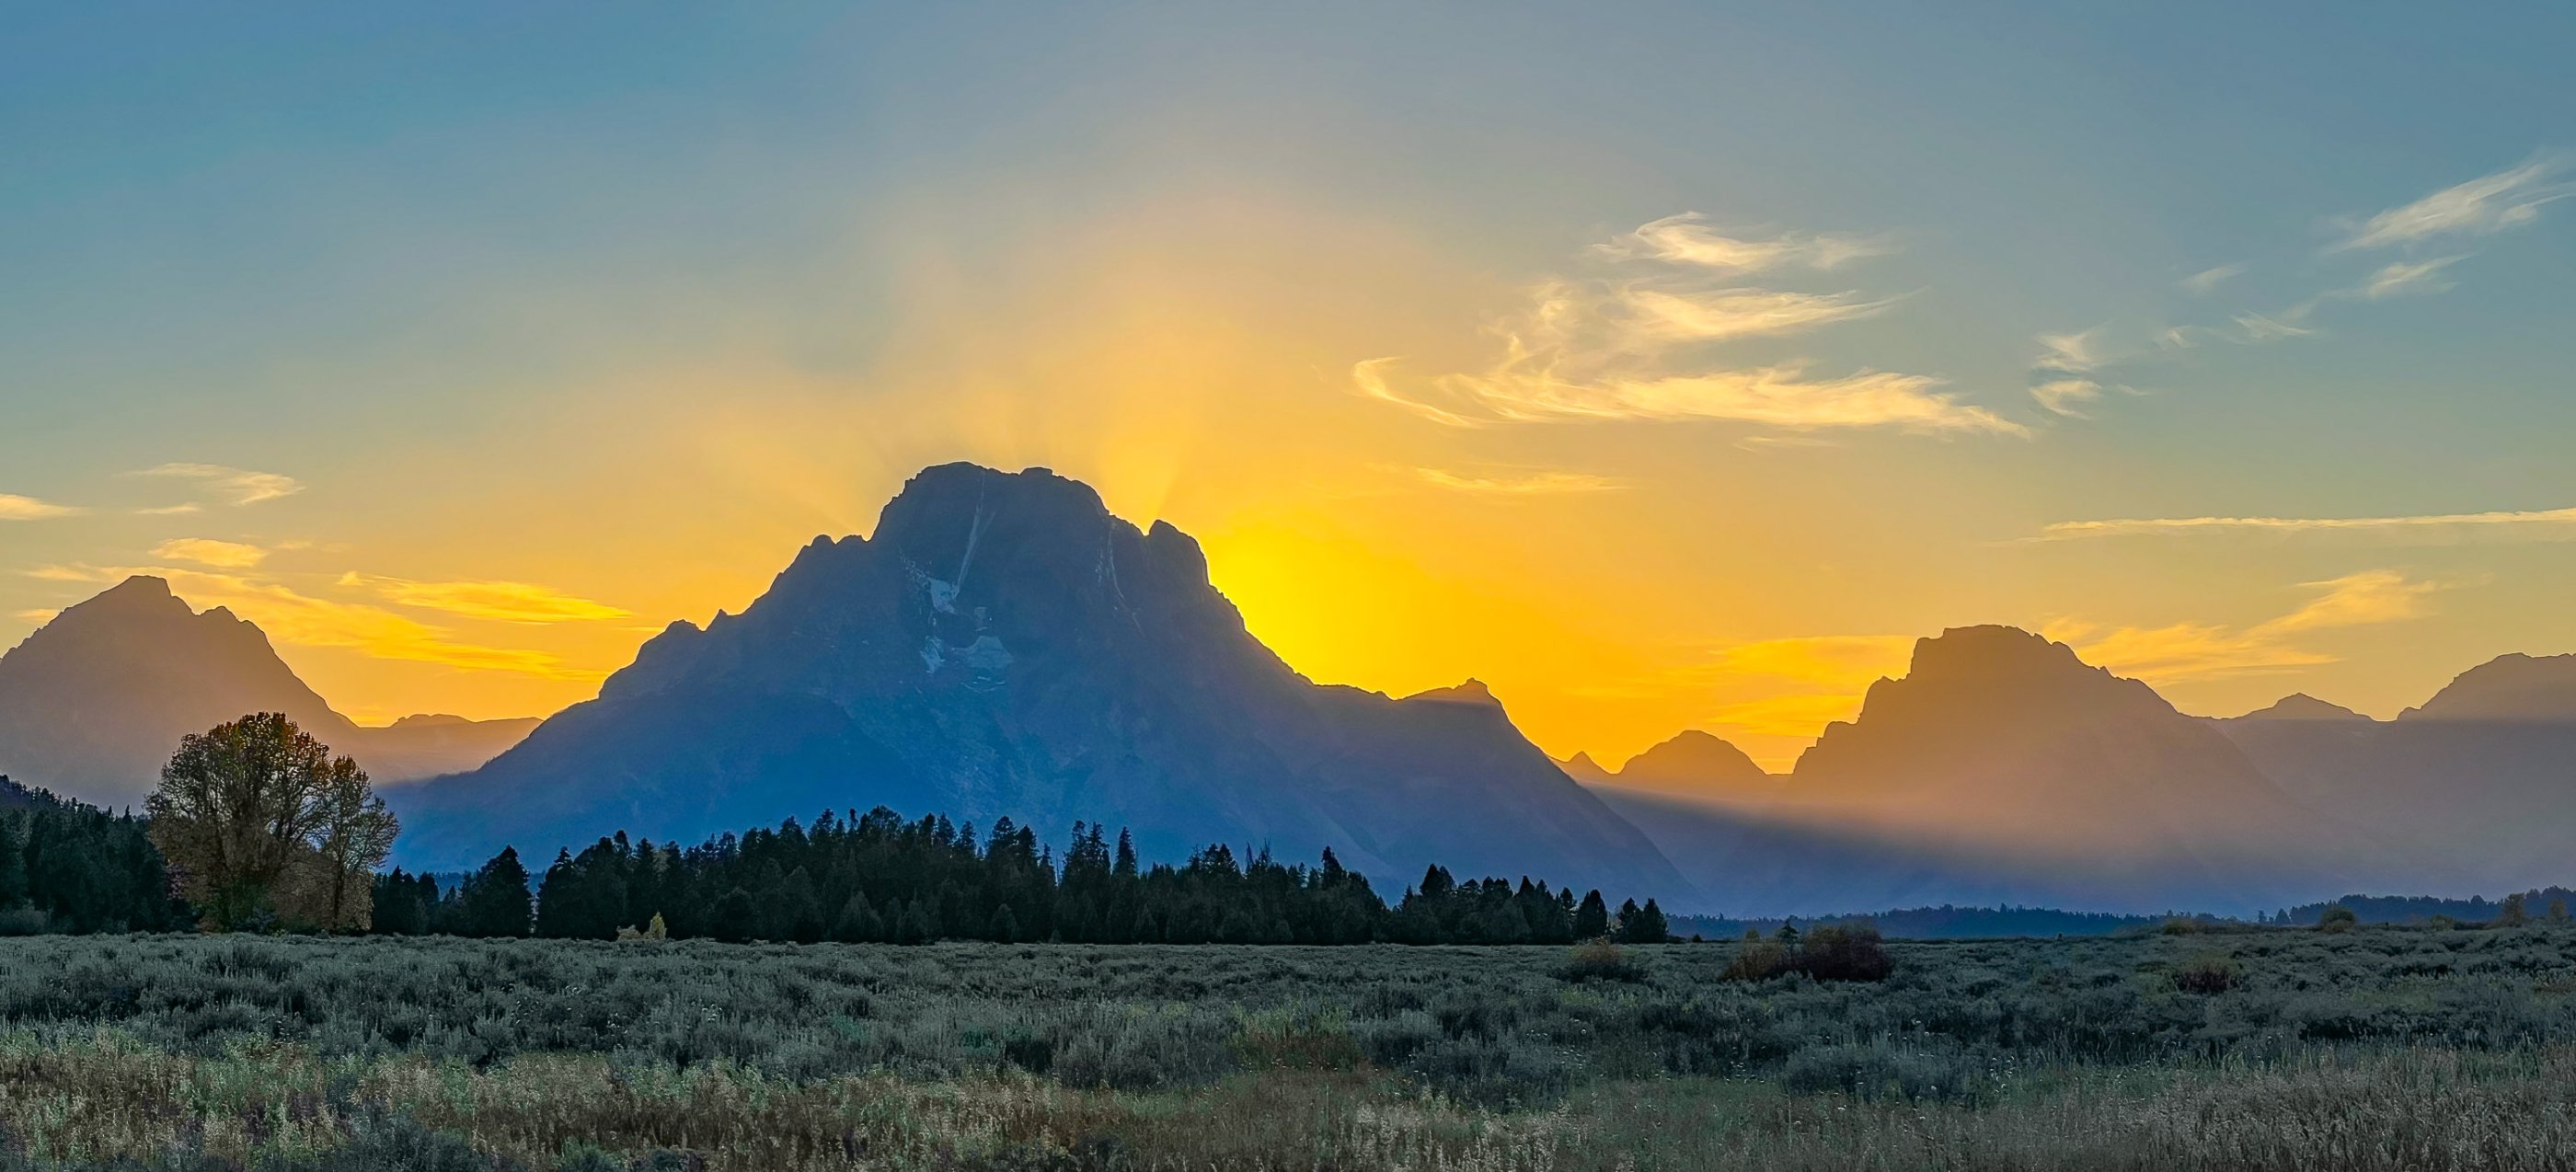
[2229,693,2369,723]
[1598,626,2368,913]
[1558,730,1774,799]
[2215,652,2576,891]
[0,577,535,805]
[395,464,1687,898]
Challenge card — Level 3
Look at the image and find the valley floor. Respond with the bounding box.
[3,931,2575,1169]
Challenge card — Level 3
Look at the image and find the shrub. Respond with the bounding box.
[1558,936,1643,982]
[1721,932,1790,982]
[1797,924,1893,982]
[2172,951,2241,994]
[2160,916,2200,936]
[1232,1005,1362,1071]
[2318,906,2359,933]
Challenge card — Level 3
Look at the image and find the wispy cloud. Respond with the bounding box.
[2034,328,2108,373]
[2260,569,2439,633]
[2029,379,2103,417]
[1593,213,1892,272]
[2050,619,2336,683]
[29,564,604,680]
[2347,255,2465,300]
[0,494,83,521]
[338,572,631,624]
[1409,467,1624,495]
[2051,570,2443,684]
[1410,363,2030,435]
[2231,310,2317,342]
[1705,635,1915,688]
[132,463,303,507]
[2037,504,2576,541]
[1616,284,1893,346]
[2179,264,2246,295]
[2028,327,2112,417]
[133,502,202,516]
[1358,214,2024,437]
[2335,156,2571,251]
[11,609,58,626]
[152,538,268,569]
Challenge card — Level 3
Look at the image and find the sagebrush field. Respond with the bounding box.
[5,926,2576,1168]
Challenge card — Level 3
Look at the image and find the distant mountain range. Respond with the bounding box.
[2207,652,2576,894]
[5,462,2573,915]
[1586,626,2402,915]
[0,577,535,807]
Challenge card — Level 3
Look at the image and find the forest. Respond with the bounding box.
[374,810,1673,947]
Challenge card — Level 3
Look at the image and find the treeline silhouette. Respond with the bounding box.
[370,807,1676,946]
[2277,889,2576,926]
[0,776,188,934]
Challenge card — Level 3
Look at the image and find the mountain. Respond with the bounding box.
[1581,730,1774,799]
[394,464,1688,900]
[2401,653,2576,724]
[1555,752,1615,785]
[2228,693,2369,723]
[357,714,545,786]
[1601,626,2372,914]
[0,578,536,805]
[2215,653,2576,891]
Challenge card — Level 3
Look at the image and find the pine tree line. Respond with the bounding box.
[369,806,1676,946]
[0,778,190,934]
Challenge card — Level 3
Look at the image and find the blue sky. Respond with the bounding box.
[5,4,2573,763]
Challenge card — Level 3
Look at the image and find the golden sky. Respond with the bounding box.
[7,7,2576,771]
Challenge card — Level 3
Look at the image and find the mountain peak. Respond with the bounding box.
[1558,751,1613,784]
[2402,651,2576,724]
[876,463,1112,543]
[2233,693,2369,723]
[98,574,177,602]
[1602,730,1770,797]
[1908,625,2090,682]
[1405,679,1500,707]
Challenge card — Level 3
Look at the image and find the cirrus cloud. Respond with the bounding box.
[1408,467,1624,495]
[132,463,304,506]
[0,494,83,521]
[2334,156,2571,251]
[2047,570,2445,685]
[336,572,631,624]
[1356,214,2025,438]
[1592,213,1892,272]
[2036,504,2576,543]
[152,538,268,569]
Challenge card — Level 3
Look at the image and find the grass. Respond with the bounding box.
[3,926,2576,1167]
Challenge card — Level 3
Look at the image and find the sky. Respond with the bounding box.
[5,4,2575,769]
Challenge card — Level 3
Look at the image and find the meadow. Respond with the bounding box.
[3,926,2576,1169]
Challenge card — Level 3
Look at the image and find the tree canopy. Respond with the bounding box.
[145,713,397,931]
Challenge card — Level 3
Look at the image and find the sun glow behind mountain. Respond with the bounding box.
[6,7,2576,769]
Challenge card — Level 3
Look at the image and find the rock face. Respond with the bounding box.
[1609,626,2369,914]
[396,464,1688,900]
[0,578,537,806]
